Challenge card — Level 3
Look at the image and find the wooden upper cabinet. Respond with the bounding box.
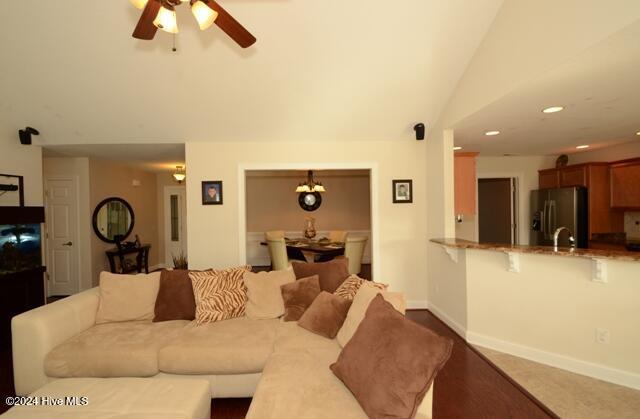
[538,169,560,189]
[559,165,587,187]
[454,152,478,215]
[610,158,640,209]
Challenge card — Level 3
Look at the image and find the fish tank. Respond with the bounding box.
[0,224,42,275]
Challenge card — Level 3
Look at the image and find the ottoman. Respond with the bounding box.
[2,378,211,419]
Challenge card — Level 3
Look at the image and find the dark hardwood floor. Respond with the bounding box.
[1,309,557,418]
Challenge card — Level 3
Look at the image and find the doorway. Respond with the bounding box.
[478,178,517,245]
[44,176,80,296]
[164,186,187,268]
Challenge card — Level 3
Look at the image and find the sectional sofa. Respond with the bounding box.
[12,286,434,419]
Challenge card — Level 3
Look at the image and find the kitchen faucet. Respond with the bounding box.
[553,227,576,250]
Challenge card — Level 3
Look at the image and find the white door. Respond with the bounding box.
[45,177,80,296]
[164,186,187,267]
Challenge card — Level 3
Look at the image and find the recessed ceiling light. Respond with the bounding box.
[576,145,590,149]
[453,146,462,151]
[542,106,564,114]
[485,131,500,136]
[636,131,640,136]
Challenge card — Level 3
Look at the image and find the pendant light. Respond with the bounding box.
[153,5,179,34]
[191,1,219,30]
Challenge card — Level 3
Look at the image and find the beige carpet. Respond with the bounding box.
[476,346,640,419]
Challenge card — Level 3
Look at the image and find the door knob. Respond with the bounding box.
[62,241,73,246]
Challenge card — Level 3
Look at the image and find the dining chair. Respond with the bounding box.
[329,230,348,243]
[265,230,285,241]
[266,238,290,271]
[343,236,368,275]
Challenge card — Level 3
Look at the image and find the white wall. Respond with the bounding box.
[42,157,92,291]
[0,135,43,206]
[456,155,556,244]
[185,140,428,306]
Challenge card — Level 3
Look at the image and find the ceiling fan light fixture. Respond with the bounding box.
[130,0,149,10]
[192,1,219,30]
[153,5,179,34]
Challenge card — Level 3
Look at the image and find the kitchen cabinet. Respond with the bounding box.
[454,152,478,215]
[538,169,560,189]
[610,158,640,209]
[539,163,623,239]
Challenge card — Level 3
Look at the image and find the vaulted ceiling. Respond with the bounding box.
[0,0,504,146]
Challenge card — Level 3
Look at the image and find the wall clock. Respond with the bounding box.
[298,192,322,212]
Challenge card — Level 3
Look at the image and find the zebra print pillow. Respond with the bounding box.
[190,266,252,325]
[334,275,388,300]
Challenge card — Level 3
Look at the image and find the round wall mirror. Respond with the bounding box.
[298,192,322,212]
[92,197,135,243]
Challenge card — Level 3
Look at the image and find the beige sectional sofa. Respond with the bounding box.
[12,287,433,418]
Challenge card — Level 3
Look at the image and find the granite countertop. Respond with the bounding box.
[430,238,640,262]
[590,233,640,246]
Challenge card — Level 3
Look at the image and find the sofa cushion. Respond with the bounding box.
[190,266,251,325]
[159,317,281,375]
[291,258,350,293]
[154,269,196,322]
[44,320,189,378]
[297,291,352,339]
[281,275,321,321]
[95,271,160,324]
[331,295,452,419]
[334,275,387,300]
[337,282,406,347]
[244,270,295,320]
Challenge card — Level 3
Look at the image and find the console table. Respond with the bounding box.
[105,244,151,274]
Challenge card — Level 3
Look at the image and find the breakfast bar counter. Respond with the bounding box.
[430,238,640,262]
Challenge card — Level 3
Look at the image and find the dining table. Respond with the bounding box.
[260,238,345,262]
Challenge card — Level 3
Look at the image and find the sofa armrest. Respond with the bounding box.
[11,287,100,395]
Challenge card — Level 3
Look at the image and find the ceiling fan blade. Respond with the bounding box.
[132,0,161,40]
[205,0,257,48]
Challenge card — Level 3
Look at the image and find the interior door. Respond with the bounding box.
[164,186,187,267]
[45,177,79,296]
[478,178,517,245]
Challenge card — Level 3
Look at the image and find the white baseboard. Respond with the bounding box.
[406,300,429,310]
[426,301,467,339]
[467,331,640,391]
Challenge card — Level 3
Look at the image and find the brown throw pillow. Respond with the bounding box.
[291,258,350,293]
[153,269,196,322]
[334,274,388,300]
[297,291,352,339]
[190,265,252,325]
[280,275,321,321]
[331,295,453,419]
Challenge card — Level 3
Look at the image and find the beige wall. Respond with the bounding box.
[89,159,159,285]
[464,249,640,388]
[246,172,370,233]
[0,135,43,206]
[42,157,93,291]
[185,140,427,306]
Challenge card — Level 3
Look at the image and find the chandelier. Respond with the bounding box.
[295,170,326,193]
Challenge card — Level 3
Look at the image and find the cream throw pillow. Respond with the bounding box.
[336,282,406,347]
[244,270,295,320]
[190,266,252,325]
[95,271,161,325]
[334,275,388,300]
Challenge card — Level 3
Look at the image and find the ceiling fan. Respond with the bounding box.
[130,0,256,48]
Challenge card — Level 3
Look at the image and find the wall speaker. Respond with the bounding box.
[414,123,425,140]
[18,127,39,145]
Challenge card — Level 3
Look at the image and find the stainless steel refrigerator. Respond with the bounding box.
[530,187,588,248]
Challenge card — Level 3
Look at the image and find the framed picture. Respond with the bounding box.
[202,181,223,205]
[392,179,413,203]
